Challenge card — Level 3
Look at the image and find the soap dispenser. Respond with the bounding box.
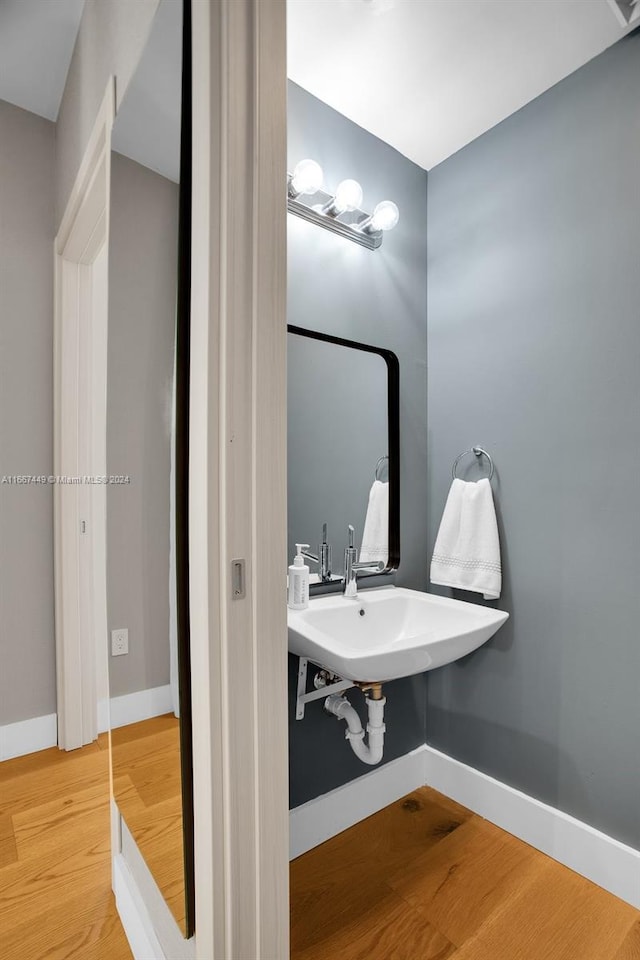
[288,543,311,610]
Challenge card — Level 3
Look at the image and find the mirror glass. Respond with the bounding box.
[287,326,400,586]
[107,0,192,936]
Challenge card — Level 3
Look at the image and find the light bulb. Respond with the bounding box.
[291,159,323,196]
[333,179,363,213]
[371,200,399,231]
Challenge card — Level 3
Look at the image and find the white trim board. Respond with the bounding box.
[112,801,194,960]
[423,745,640,909]
[113,855,166,960]
[54,78,114,751]
[119,819,195,960]
[100,684,174,733]
[0,685,173,761]
[0,713,57,761]
[189,2,289,955]
[289,743,639,910]
[289,745,428,859]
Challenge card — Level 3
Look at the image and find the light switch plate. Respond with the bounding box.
[111,628,129,656]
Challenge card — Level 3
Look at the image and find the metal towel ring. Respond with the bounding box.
[452,446,494,481]
[374,455,389,481]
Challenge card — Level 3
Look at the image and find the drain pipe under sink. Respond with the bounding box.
[324,688,386,766]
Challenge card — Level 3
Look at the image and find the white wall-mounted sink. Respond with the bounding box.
[288,586,509,682]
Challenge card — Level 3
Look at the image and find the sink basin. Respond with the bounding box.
[287,586,509,682]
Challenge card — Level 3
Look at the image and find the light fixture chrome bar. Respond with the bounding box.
[287,182,383,250]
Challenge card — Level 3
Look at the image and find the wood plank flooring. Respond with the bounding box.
[0,738,132,960]
[2,739,637,960]
[290,786,640,960]
[110,714,186,932]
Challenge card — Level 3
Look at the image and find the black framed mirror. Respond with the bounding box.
[106,0,194,937]
[287,325,400,591]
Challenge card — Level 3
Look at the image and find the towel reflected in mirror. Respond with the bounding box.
[360,480,389,566]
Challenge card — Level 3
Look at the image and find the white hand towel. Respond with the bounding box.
[359,480,389,565]
[430,478,501,600]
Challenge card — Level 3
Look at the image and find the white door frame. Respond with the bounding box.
[53,81,114,750]
[190,0,289,956]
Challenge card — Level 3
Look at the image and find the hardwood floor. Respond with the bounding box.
[290,786,640,960]
[0,715,185,960]
[110,714,186,932]
[2,743,637,960]
[0,738,132,960]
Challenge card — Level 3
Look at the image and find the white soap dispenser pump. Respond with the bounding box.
[288,543,310,610]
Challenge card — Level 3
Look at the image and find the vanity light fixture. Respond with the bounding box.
[364,200,400,233]
[289,158,324,197]
[324,179,364,216]
[287,159,399,251]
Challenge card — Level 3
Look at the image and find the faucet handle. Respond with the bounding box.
[301,549,318,564]
[348,524,355,549]
[352,560,385,573]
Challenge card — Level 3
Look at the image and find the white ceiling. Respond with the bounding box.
[0,0,181,183]
[287,0,635,170]
[0,0,85,121]
[0,0,633,176]
[111,0,182,184]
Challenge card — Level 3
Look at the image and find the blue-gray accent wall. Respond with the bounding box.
[287,82,429,808]
[426,32,640,848]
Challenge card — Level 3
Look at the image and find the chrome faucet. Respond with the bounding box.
[343,524,384,598]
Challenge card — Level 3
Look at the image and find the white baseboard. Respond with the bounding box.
[102,684,174,732]
[117,817,195,960]
[289,742,639,909]
[289,744,428,860]
[424,745,640,909]
[113,854,166,960]
[0,687,173,761]
[0,713,57,761]
[97,699,109,735]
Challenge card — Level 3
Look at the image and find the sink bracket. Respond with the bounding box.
[295,657,354,720]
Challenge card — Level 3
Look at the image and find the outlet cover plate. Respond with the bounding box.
[111,628,129,656]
